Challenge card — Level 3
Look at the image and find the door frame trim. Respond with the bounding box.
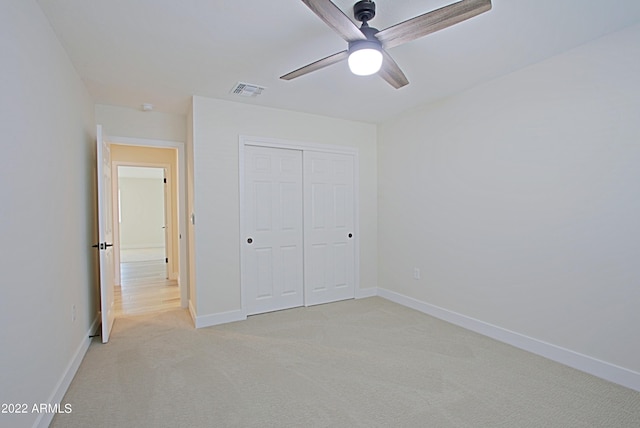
[239,135,360,316]
[105,136,188,309]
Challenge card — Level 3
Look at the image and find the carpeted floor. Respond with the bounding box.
[52,297,640,427]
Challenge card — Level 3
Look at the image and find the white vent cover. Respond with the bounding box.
[230,82,266,97]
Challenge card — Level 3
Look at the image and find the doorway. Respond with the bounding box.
[116,165,179,315]
[108,141,186,315]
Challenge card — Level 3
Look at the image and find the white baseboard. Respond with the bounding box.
[189,301,246,329]
[34,314,100,428]
[377,287,640,392]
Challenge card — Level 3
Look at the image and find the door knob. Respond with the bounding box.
[247,238,253,244]
[348,233,353,238]
[91,242,113,250]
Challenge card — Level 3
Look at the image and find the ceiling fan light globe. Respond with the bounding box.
[348,48,383,76]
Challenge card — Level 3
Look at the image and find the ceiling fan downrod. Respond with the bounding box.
[353,0,376,24]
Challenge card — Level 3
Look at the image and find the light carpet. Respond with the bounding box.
[52,297,640,427]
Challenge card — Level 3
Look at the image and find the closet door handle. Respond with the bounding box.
[348,233,353,238]
[247,238,253,244]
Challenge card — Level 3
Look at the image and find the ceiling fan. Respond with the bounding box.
[281,0,492,88]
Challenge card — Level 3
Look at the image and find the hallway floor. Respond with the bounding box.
[115,249,180,316]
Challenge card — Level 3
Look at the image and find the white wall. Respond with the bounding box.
[0,1,96,427]
[191,96,377,320]
[378,23,640,378]
[119,177,166,249]
[95,104,186,143]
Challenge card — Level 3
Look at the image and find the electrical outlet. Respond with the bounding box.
[413,268,421,280]
[72,304,76,322]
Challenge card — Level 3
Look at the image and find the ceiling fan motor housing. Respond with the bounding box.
[354,0,376,23]
[348,24,381,52]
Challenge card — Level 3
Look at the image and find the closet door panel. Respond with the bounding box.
[304,151,355,306]
[243,146,304,315]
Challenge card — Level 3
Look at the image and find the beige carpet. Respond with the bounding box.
[52,297,640,427]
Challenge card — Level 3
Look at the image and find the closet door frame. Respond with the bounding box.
[239,135,360,315]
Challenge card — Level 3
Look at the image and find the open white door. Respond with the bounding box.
[96,125,115,343]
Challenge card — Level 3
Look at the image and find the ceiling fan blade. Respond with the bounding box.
[301,0,366,42]
[280,50,349,81]
[378,51,409,89]
[376,0,492,50]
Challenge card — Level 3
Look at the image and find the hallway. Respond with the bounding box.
[115,249,180,316]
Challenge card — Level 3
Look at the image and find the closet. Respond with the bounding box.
[241,139,356,316]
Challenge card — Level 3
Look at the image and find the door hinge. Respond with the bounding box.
[165,257,168,263]
[164,178,167,184]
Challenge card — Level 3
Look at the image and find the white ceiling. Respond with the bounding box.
[37,0,640,124]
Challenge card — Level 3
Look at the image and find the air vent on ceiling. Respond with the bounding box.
[230,82,266,97]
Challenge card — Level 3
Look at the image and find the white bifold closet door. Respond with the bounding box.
[243,145,355,315]
[243,146,304,315]
[303,151,355,306]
